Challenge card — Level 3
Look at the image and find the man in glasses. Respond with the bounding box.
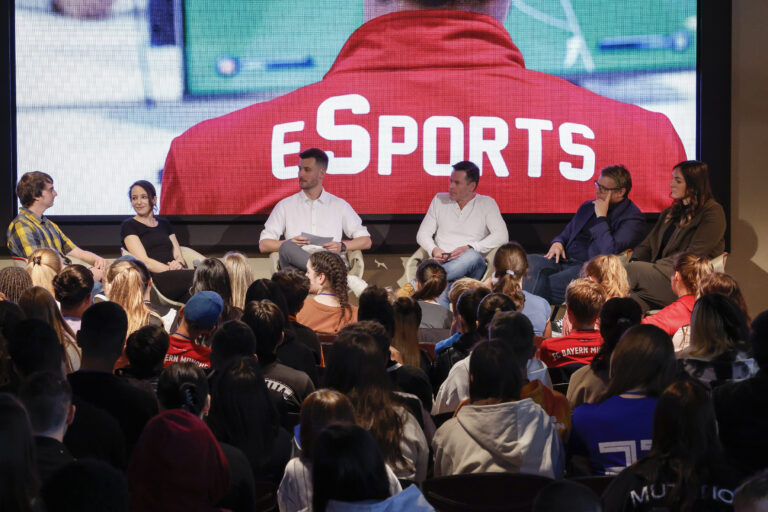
[523,165,646,305]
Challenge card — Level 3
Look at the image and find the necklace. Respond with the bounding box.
[317,292,336,297]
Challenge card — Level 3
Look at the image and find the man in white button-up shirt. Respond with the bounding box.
[259,148,372,271]
[416,161,509,307]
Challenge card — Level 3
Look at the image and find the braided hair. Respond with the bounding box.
[309,251,351,320]
[0,267,33,303]
[157,363,209,416]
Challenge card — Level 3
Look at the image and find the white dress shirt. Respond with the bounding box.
[259,189,370,243]
[416,193,508,255]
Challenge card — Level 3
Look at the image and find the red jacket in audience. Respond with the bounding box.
[641,294,695,337]
[538,330,603,368]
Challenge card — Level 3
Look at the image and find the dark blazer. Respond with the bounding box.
[632,198,726,276]
[553,198,646,259]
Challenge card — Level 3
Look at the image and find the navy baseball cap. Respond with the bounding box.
[183,291,224,329]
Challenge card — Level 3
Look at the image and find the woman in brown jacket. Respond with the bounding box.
[626,160,726,311]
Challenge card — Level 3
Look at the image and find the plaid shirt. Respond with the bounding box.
[6,207,76,259]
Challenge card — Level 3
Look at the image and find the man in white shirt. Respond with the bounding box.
[259,148,372,271]
[416,161,508,307]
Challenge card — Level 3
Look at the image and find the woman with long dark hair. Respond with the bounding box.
[392,296,432,374]
[0,394,40,512]
[189,258,241,322]
[297,251,357,334]
[626,160,726,312]
[602,380,743,511]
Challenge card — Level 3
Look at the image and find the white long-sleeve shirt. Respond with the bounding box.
[416,193,508,255]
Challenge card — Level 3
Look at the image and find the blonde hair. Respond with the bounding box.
[448,278,483,312]
[222,252,254,310]
[392,297,422,369]
[18,286,80,373]
[580,254,630,299]
[25,248,63,296]
[492,242,528,310]
[105,260,151,337]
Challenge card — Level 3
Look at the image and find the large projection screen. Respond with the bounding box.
[14,0,696,217]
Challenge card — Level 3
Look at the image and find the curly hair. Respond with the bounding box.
[412,259,447,302]
[25,249,63,296]
[580,254,630,299]
[0,267,33,304]
[309,251,351,320]
[491,242,527,310]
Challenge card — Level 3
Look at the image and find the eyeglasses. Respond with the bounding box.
[594,181,622,193]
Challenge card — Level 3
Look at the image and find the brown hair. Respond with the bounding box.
[53,264,94,310]
[688,294,749,359]
[0,267,33,303]
[565,278,606,325]
[580,254,629,299]
[222,252,254,310]
[309,251,351,322]
[18,286,79,373]
[391,297,422,369]
[299,389,355,460]
[16,171,53,208]
[25,249,63,296]
[105,260,152,338]
[669,160,714,226]
[673,253,713,296]
[600,165,632,197]
[491,242,527,310]
[699,272,750,323]
[412,259,447,302]
[448,278,483,312]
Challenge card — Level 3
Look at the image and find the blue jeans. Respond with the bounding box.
[522,254,583,305]
[437,249,487,308]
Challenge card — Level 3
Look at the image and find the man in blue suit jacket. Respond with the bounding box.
[523,165,646,304]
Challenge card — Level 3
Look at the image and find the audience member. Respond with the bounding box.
[567,298,643,408]
[0,266,33,303]
[25,248,62,295]
[297,251,358,334]
[357,285,396,336]
[569,324,677,475]
[487,242,552,336]
[222,251,254,310]
[207,357,292,484]
[127,409,230,512]
[433,277,485,355]
[157,362,256,512]
[68,302,158,450]
[602,380,742,511]
[679,293,756,389]
[115,324,169,395]
[433,342,564,478]
[41,459,129,512]
[700,272,751,323]
[533,480,602,512]
[52,264,93,334]
[312,423,434,512]
[411,259,452,329]
[19,286,80,373]
[272,270,322,362]
[189,258,242,324]
[392,296,432,374]
[0,301,26,392]
[19,372,76,483]
[323,331,429,482]
[734,469,768,512]
[278,389,402,512]
[714,310,768,475]
[539,279,605,369]
[0,393,40,512]
[164,290,223,369]
[642,252,712,341]
[103,260,163,340]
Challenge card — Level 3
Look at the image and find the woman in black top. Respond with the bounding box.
[121,180,194,302]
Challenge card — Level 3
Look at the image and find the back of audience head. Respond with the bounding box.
[492,242,528,310]
[127,409,229,512]
[602,324,677,400]
[245,278,290,320]
[0,393,39,511]
[104,259,151,337]
[591,297,642,374]
[392,296,422,368]
[271,270,311,319]
[700,272,750,323]
[532,480,602,512]
[580,254,629,299]
[42,459,129,512]
[469,341,523,404]
[222,251,254,310]
[18,287,77,372]
[8,319,64,378]
[455,287,490,335]
[25,248,62,295]
[78,302,128,365]
[0,266,33,303]
[312,423,390,512]
[449,278,484,311]
[339,320,391,367]
[125,324,169,375]
[157,362,210,417]
[180,290,224,338]
[0,302,26,387]
[735,469,768,512]
[299,389,356,461]
[241,300,283,364]
[308,251,351,316]
[412,259,447,302]
[190,258,235,310]
[210,319,257,370]
[19,371,74,438]
[566,278,606,328]
[689,293,749,359]
[489,310,535,368]
[52,264,93,315]
[476,292,516,338]
[672,252,713,297]
[357,285,395,336]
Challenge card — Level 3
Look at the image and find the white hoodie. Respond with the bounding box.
[432,399,564,479]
